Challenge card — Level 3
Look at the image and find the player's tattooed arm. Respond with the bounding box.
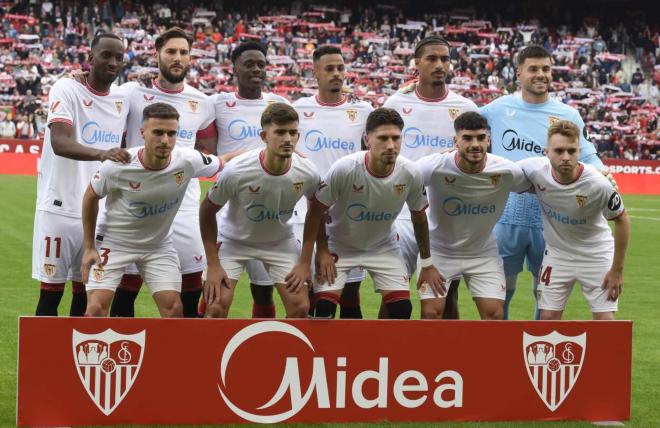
[199,197,229,304]
[50,122,131,163]
[81,185,101,284]
[603,211,631,301]
[411,210,446,296]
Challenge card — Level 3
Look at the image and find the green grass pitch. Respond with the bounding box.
[0,175,658,427]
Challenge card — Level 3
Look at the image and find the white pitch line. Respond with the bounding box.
[629,215,660,222]
[626,207,660,212]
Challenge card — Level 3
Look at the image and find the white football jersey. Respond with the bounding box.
[315,151,428,251]
[517,157,625,264]
[120,80,215,213]
[417,152,530,257]
[213,92,290,155]
[207,149,320,244]
[92,147,221,249]
[291,95,373,223]
[383,85,478,219]
[38,78,129,218]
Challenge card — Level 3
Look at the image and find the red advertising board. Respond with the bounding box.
[603,159,660,195]
[17,318,631,426]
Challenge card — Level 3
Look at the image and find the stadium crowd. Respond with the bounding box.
[0,1,658,159]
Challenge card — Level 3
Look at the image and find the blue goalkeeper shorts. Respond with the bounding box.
[495,223,545,278]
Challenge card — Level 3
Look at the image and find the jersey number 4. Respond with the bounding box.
[540,265,553,286]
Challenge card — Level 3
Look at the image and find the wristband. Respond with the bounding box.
[420,257,433,268]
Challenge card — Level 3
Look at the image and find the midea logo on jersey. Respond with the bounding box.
[347,203,398,222]
[176,127,195,141]
[218,321,463,424]
[228,120,261,141]
[442,197,496,216]
[540,202,587,225]
[501,129,544,154]
[246,204,293,222]
[304,130,355,152]
[81,121,121,145]
[128,197,180,219]
[403,127,453,149]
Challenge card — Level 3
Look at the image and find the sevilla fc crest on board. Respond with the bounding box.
[72,329,146,416]
[523,331,586,412]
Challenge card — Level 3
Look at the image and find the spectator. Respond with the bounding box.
[0,114,16,138]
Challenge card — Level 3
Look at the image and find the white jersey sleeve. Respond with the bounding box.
[405,165,428,212]
[315,160,347,208]
[207,161,238,208]
[46,80,75,125]
[184,149,223,179]
[90,161,116,199]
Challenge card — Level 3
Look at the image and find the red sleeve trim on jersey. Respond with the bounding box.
[205,194,222,208]
[153,79,184,94]
[48,118,73,126]
[410,203,429,214]
[88,183,101,197]
[196,122,218,140]
[607,209,626,221]
[209,157,224,177]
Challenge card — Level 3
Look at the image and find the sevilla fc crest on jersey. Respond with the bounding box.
[575,195,587,208]
[393,184,406,196]
[188,100,199,113]
[523,331,586,412]
[73,329,146,416]
[548,115,561,126]
[489,174,502,187]
[448,108,461,121]
[173,170,185,186]
[346,109,358,122]
[292,182,304,195]
[114,101,123,114]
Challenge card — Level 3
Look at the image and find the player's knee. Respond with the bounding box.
[481,307,504,320]
[85,300,108,317]
[314,292,339,318]
[161,299,183,318]
[286,299,309,318]
[593,311,615,321]
[118,274,143,292]
[421,303,443,319]
[540,310,561,321]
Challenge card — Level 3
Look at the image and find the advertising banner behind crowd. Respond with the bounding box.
[17,318,631,426]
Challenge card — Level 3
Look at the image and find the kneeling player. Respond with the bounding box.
[518,120,630,320]
[199,103,319,318]
[417,112,531,320]
[287,108,445,319]
[81,103,223,317]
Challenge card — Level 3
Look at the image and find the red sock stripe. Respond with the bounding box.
[182,271,203,292]
[40,282,64,292]
[71,281,85,293]
[118,274,143,292]
[252,303,276,318]
[383,290,410,304]
[315,292,340,305]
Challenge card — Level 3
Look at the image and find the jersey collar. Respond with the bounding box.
[454,151,487,174]
[414,84,449,103]
[153,79,184,94]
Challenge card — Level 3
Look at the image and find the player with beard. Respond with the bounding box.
[383,36,478,319]
[32,32,130,316]
[200,42,290,319]
[292,45,373,318]
[102,27,219,318]
[480,45,605,319]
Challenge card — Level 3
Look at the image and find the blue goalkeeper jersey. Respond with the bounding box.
[480,94,603,228]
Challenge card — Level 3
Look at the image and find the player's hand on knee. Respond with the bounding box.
[81,249,101,285]
[203,264,227,304]
[315,250,337,285]
[418,266,446,297]
[68,69,88,84]
[101,147,131,163]
[285,262,311,294]
[602,268,623,301]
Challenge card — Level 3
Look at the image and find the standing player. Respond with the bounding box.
[416,112,530,319]
[107,27,217,318]
[211,41,291,318]
[383,36,478,318]
[199,103,319,318]
[287,108,445,319]
[81,103,222,317]
[32,33,130,316]
[480,45,605,319]
[517,120,629,320]
[292,45,373,318]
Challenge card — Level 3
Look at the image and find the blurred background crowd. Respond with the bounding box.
[0,0,657,160]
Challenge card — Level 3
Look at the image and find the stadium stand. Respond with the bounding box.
[0,1,657,159]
